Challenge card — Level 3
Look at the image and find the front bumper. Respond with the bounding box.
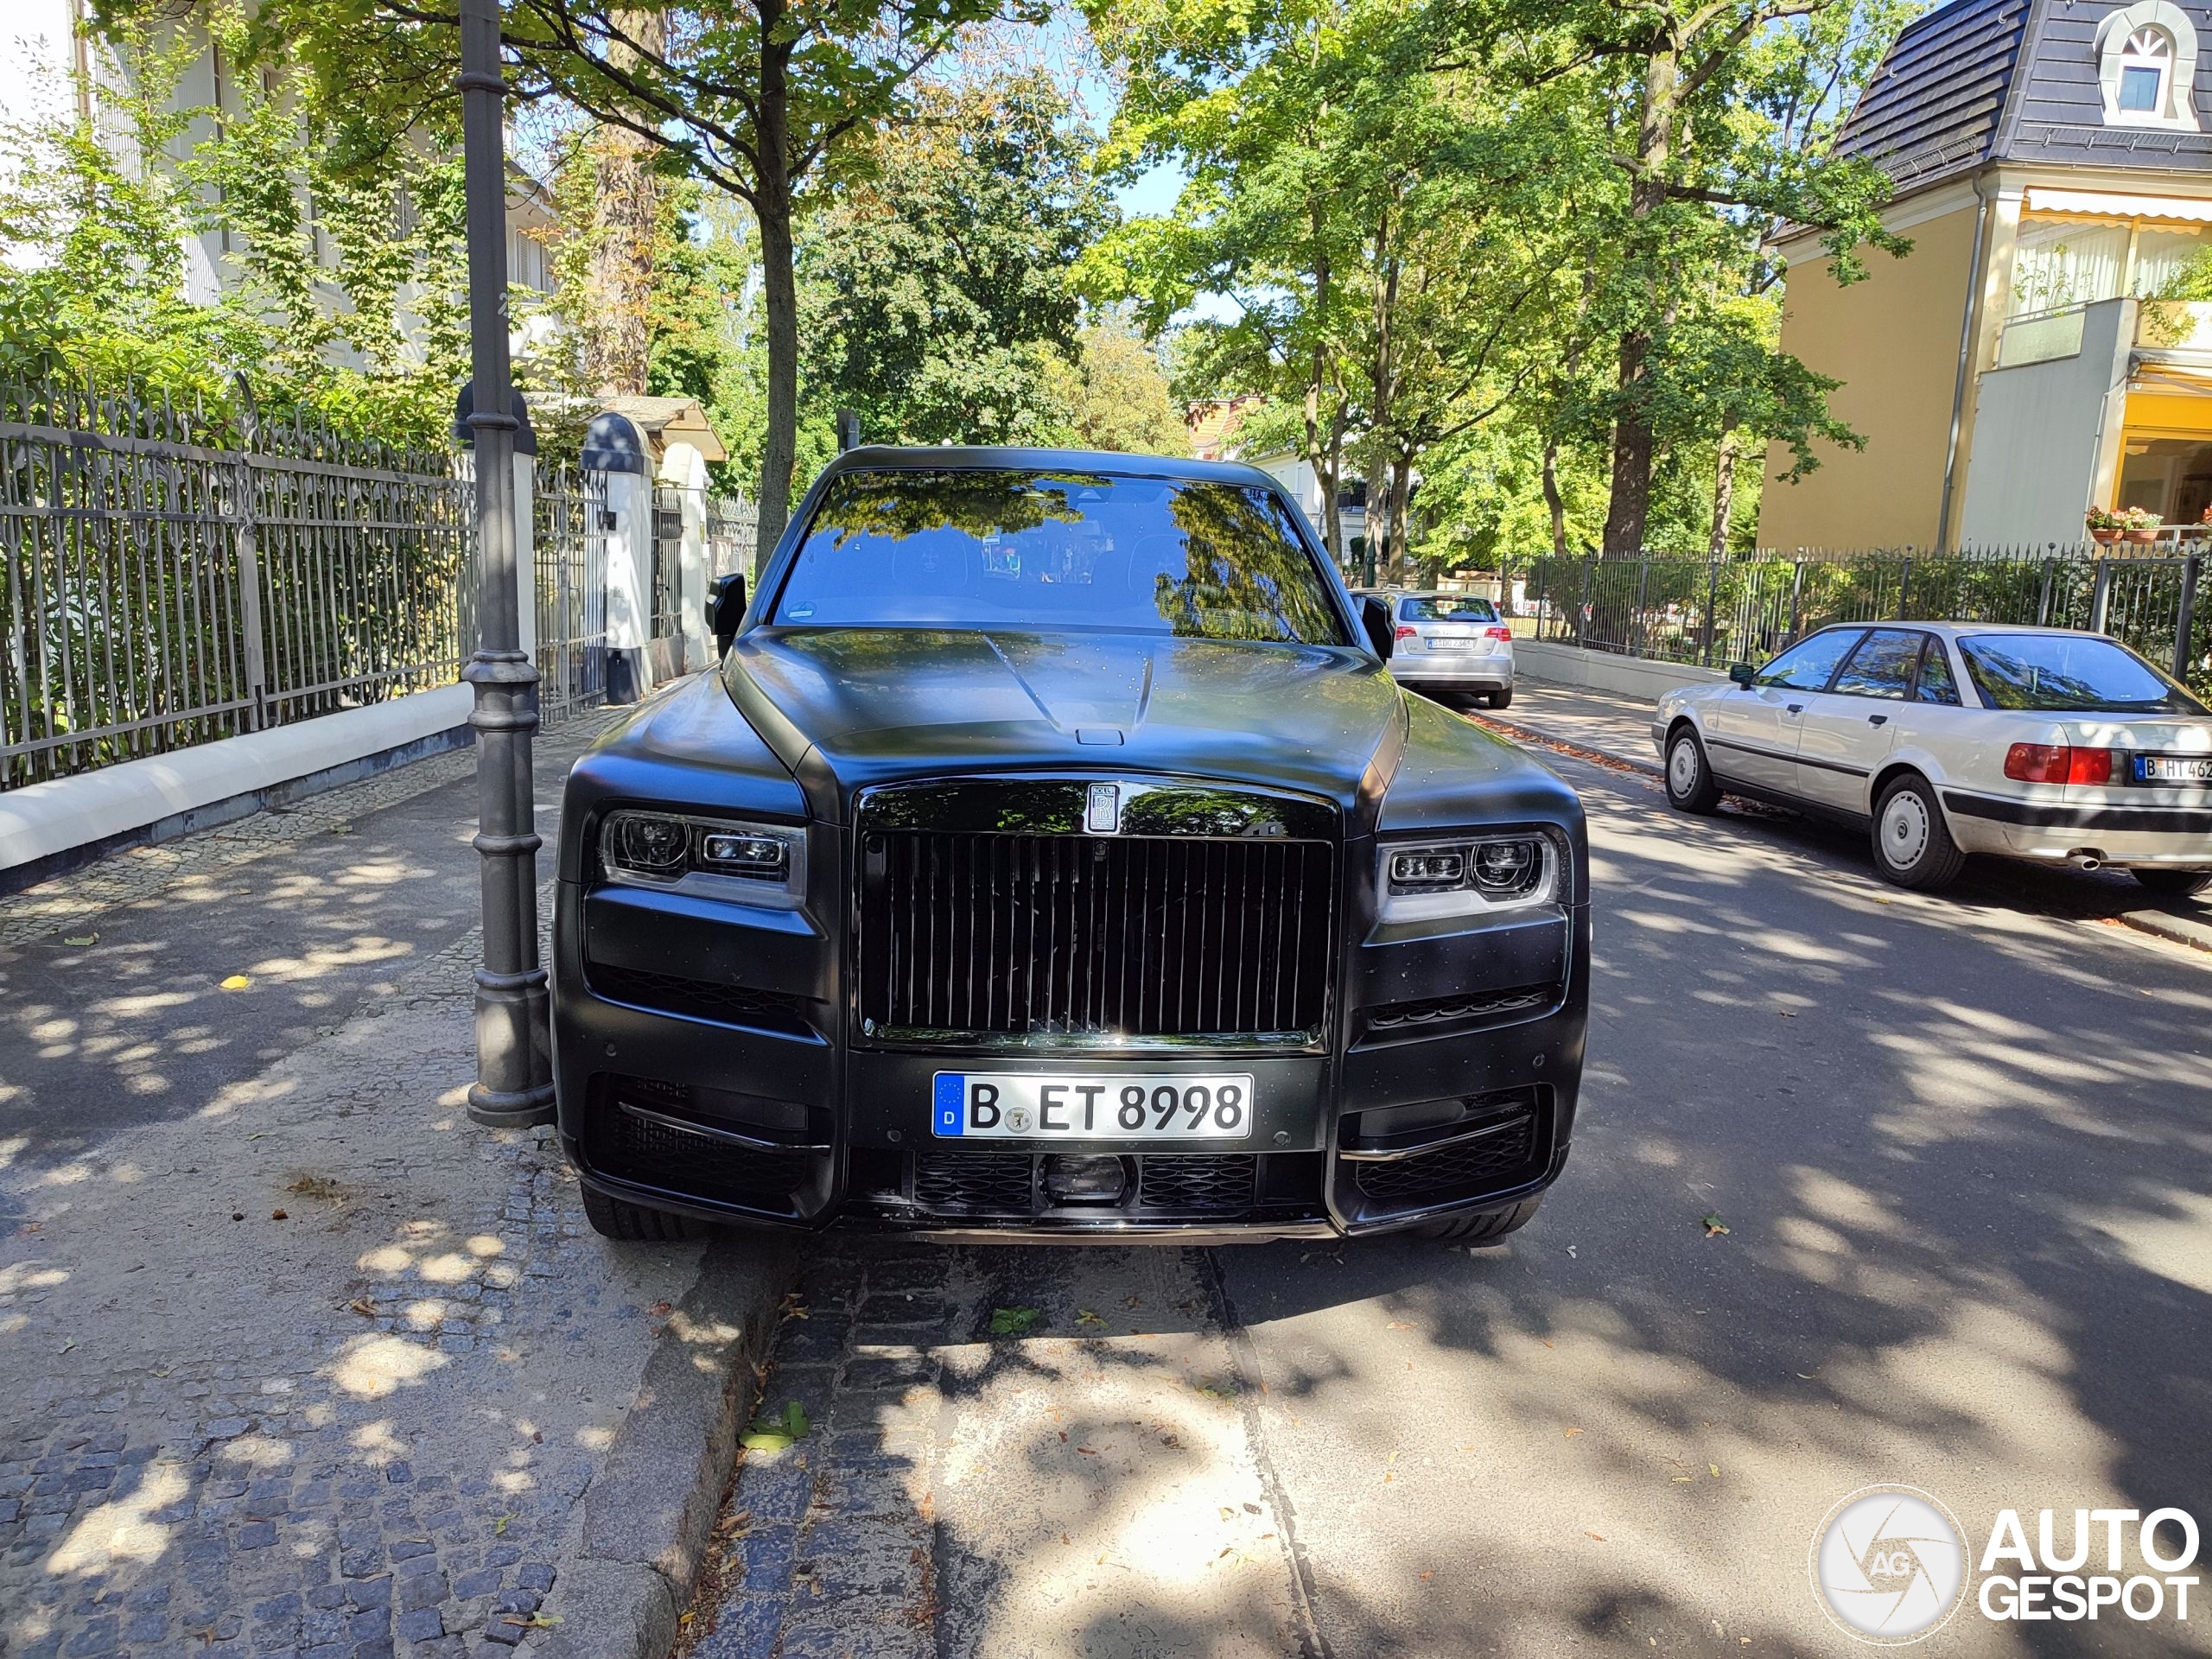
[552,876,1589,1240]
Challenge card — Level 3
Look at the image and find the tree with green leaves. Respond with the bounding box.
[803,71,1108,446]
[134,0,1039,558]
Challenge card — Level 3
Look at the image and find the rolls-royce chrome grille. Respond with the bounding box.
[857,830,1333,1041]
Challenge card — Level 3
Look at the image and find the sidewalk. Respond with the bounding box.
[0,703,791,1659]
[1478,677,2212,955]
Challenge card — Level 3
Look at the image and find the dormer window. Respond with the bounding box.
[2097,2,2200,130]
[2120,29,2173,110]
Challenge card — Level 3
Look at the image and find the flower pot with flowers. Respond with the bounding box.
[2120,505,2163,543]
[2087,506,2124,544]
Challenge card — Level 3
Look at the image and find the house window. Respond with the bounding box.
[2120,29,2173,111]
[2096,1,2200,130]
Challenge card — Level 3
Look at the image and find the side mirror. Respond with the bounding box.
[708,572,747,659]
[1727,662,1756,688]
[1360,594,1395,662]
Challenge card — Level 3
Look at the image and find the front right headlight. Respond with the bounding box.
[1378,831,1559,921]
[599,810,806,908]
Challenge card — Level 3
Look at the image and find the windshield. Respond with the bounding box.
[768,468,1349,645]
[1400,594,1497,622]
[1957,633,2206,715]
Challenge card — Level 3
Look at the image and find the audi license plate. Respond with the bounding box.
[931,1072,1254,1140]
[1428,636,1481,650]
[2137,753,2212,783]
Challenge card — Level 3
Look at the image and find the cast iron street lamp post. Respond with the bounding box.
[458,0,555,1127]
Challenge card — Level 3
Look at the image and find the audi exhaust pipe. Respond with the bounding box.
[2067,849,2106,871]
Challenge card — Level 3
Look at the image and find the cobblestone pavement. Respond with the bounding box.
[680,1243,1309,1659]
[0,709,733,1658]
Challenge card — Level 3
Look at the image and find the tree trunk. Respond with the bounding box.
[753,5,798,563]
[1601,40,1679,557]
[1709,422,1740,556]
[1542,439,1567,557]
[1323,403,1347,566]
[1388,448,1414,583]
[584,10,663,398]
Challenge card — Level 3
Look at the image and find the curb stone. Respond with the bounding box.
[1474,711,2212,957]
[534,1233,799,1658]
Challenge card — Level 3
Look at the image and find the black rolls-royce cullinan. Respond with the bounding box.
[552,448,1589,1243]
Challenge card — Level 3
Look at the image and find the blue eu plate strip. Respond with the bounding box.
[933,1073,964,1136]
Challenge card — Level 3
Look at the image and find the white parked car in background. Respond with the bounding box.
[1356,589,1516,708]
[1653,623,2212,893]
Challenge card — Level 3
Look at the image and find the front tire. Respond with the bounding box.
[1417,1195,1543,1243]
[582,1185,704,1241]
[2133,868,2212,899]
[1872,772,1964,890]
[1665,726,1723,814]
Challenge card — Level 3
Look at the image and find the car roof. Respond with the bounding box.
[1804,621,2113,640]
[821,444,1286,494]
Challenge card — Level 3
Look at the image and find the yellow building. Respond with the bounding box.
[1758,0,2212,550]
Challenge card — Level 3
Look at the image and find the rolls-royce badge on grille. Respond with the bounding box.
[553,448,1589,1243]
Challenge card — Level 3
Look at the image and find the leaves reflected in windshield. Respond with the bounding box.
[1958,635,2205,715]
[1150,485,1343,644]
[817,469,1103,548]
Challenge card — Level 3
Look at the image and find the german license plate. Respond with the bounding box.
[2136,753,2212,782]
[1428,636,1481,650]
[931,1072,1254,1140]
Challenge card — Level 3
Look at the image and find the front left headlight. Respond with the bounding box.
[1378,831,1560,921]
[599,810,806,908]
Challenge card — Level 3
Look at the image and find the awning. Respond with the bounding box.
[2024,186,2212,223]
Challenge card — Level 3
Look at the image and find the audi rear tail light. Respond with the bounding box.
[1395,625,1418,640]
[1484,626,1513,641]
[2004,743,2068,784]
[2067,747,2115,785]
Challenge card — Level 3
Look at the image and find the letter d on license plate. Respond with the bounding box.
[931,1072,1254,1140]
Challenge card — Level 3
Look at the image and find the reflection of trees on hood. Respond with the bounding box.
[1151,487,1344,645]
[814,470,1105,549]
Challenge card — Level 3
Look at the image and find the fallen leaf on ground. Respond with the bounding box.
[1563,1427,1584,1439]
[1388,1320,1415,1330]
[287,1175,340,1200]
[741,1401,810,1452]
[347,1299,375,1317]
[648,1300,673,1318]
[219,975,251,990]
[1701,1213,1730,1236]
[270,1209,288,1221]
[1710,1463,1721,1477]
[989,1306,1041,1336]
[62,934,96,947]
[1586,1530,1606,1542]
[1077,1309,1105,1327]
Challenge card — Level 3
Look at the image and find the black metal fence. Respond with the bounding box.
[1520,546,2209,697]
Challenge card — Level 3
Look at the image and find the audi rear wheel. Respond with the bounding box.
[1872,772,1964,890]
[1665,727,1722,814]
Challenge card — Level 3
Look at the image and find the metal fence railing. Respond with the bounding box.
[1,378,476,790]
[535,465,607,723]
[649,485,684,645]
[1520,545,2209,698]
[705,493,760,583]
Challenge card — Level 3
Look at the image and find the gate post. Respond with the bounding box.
[1578,556,1593,646]
[1897,555,1914,620]
[2177,553,2202,683]
[2090,557,2113,635]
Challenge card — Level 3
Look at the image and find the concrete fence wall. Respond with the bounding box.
[1515,640,1726,701]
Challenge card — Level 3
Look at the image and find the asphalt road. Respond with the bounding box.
[685,745,2212,1659]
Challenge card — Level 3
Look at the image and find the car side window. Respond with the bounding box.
[1914,639,1962,705]
[1830,628,1923,700]
[1753,629,1864,690]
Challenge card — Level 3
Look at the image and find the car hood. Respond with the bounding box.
[723,627,1405,821]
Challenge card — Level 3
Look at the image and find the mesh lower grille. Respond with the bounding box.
[587,1094,810,1214]
[1139,1155,1255,1213]
[912,1151,1034,1216]
[587,963,814,1037]
[1353,1116,1540,1207]
[859,830,1333,1038]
